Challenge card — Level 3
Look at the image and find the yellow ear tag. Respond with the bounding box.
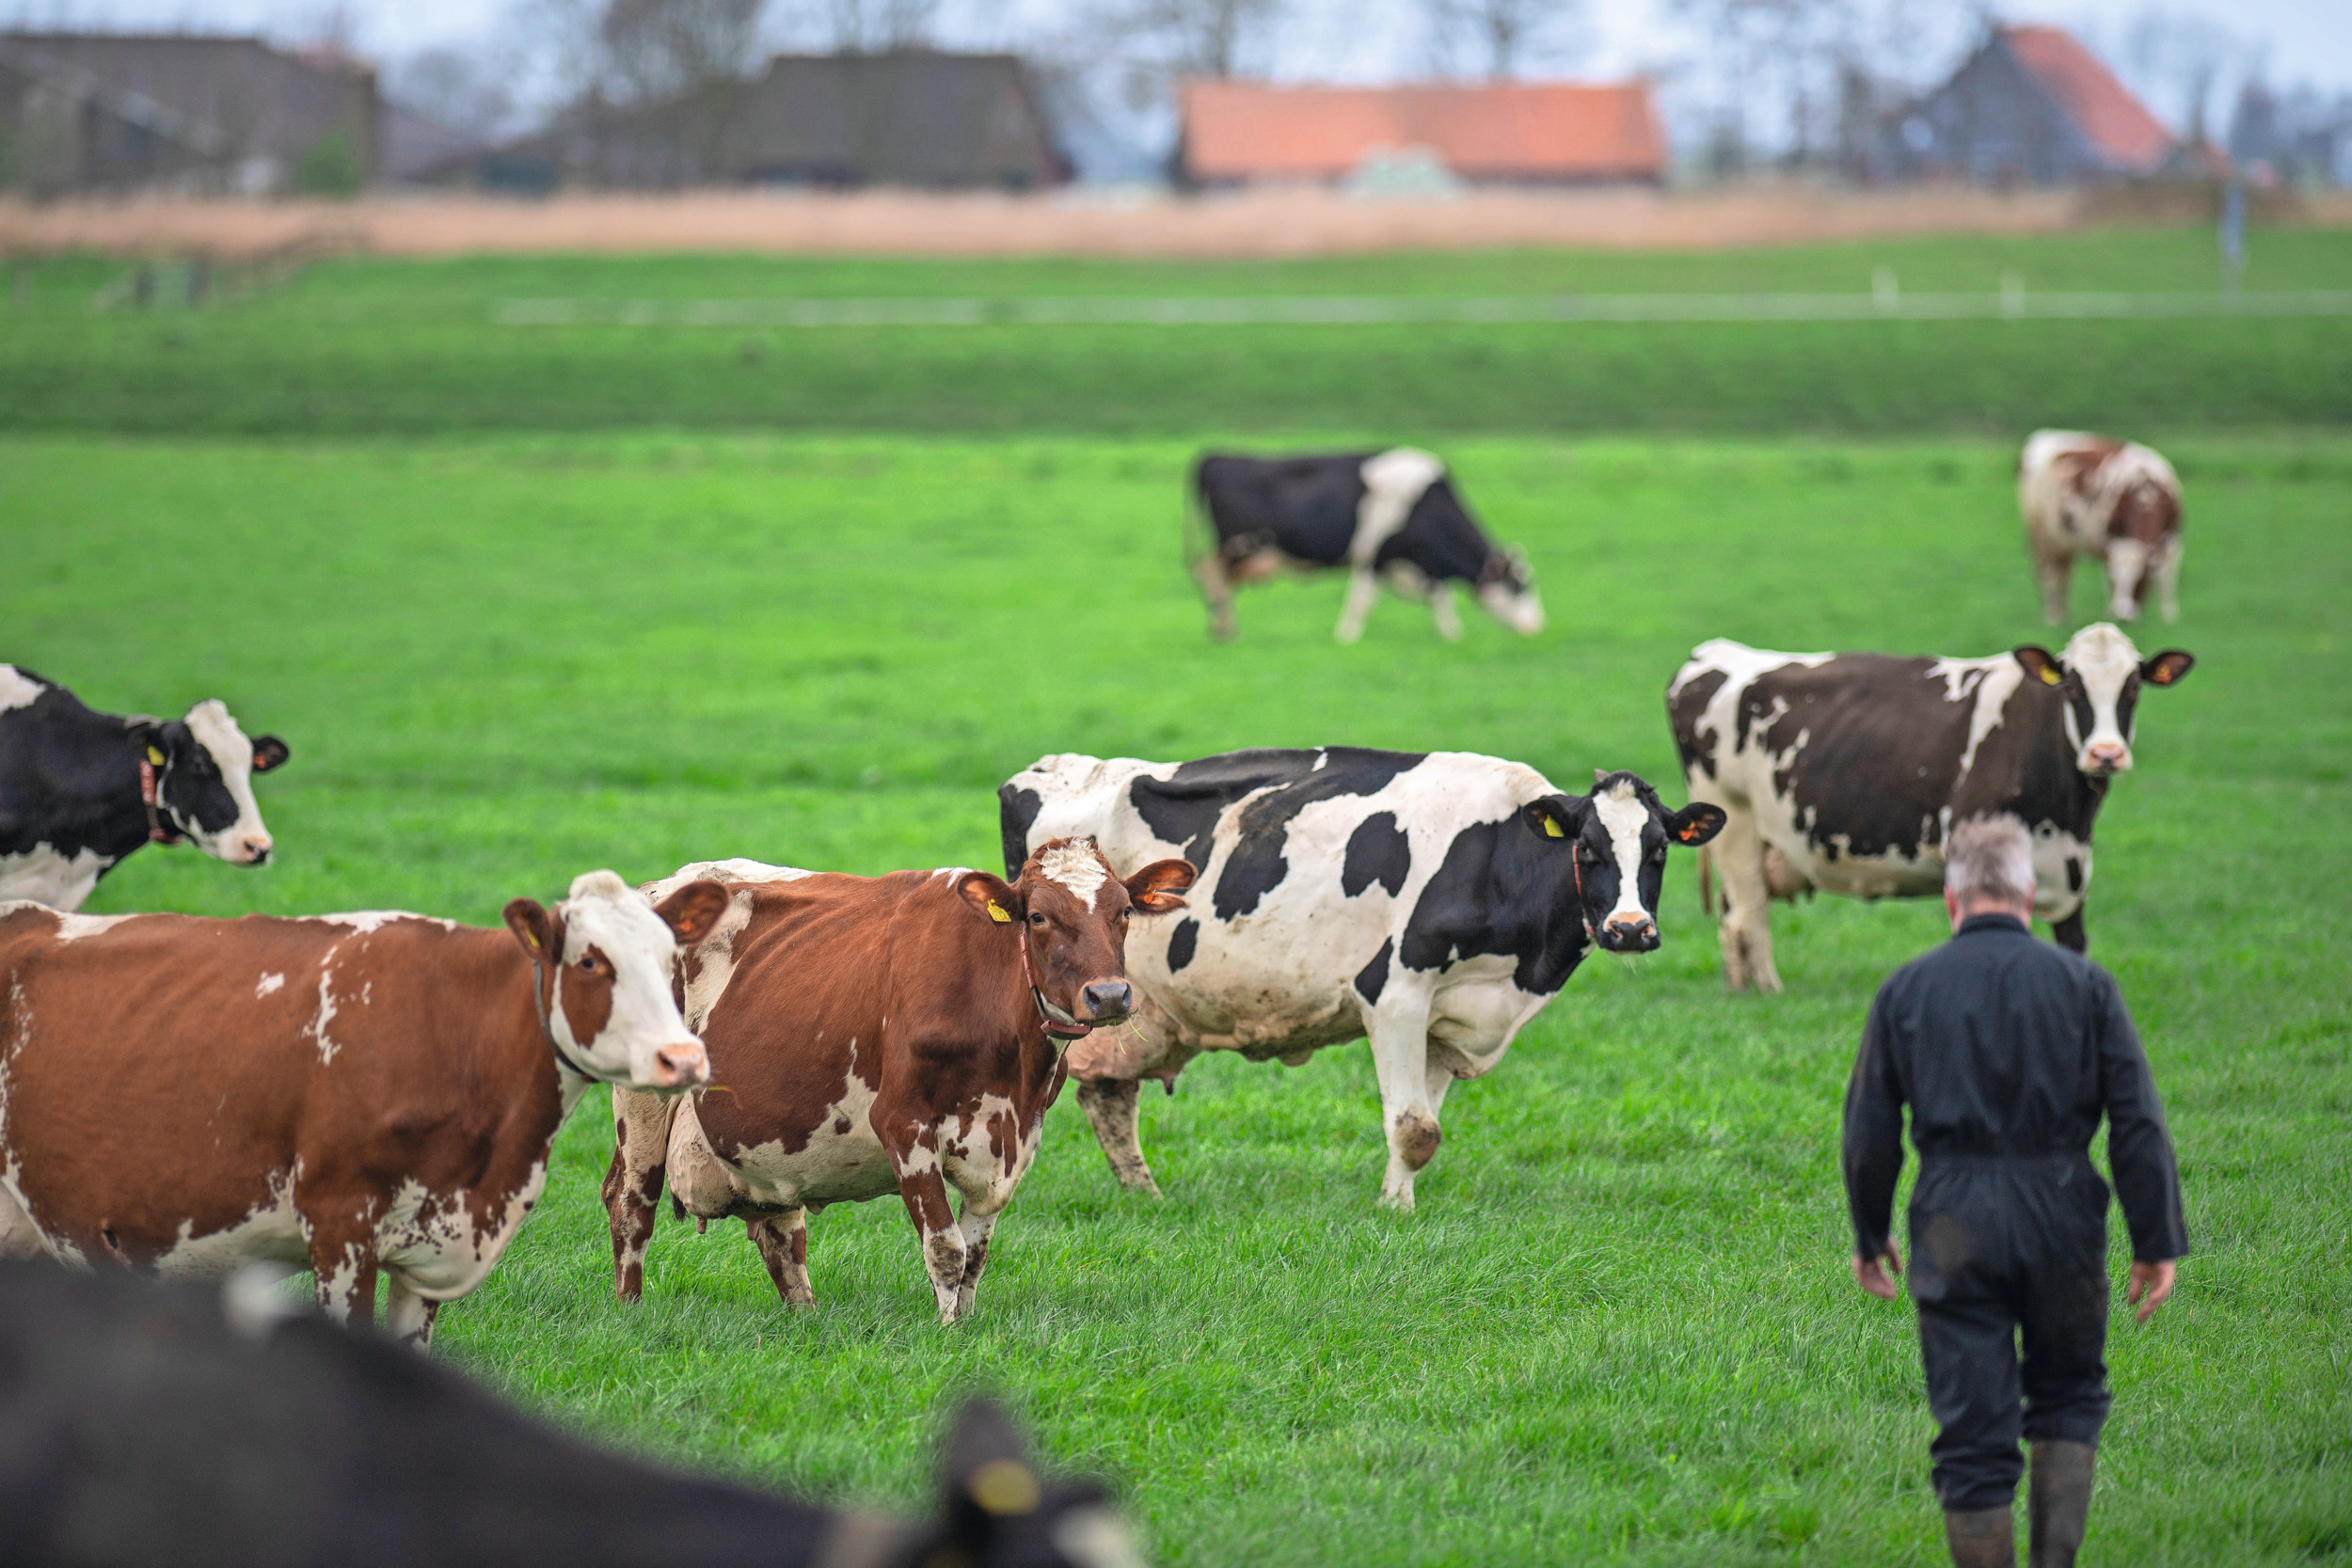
[146,746,166,766]
[1541,816,1565,838]
[986,900,1011,924]
[2039,666,2062,686]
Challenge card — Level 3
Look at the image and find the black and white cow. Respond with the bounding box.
[0,665,289,911]
[1190,450,1544,643]
[1666,623,2193,992]
[1000,749,1724,1209]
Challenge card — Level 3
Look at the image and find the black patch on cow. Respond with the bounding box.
[1667,668,1729,782]
[996,784,1043,879]
[1127,749,1320,872]
[1741,656,1965,863]
[1398,813,1592,996]
[2065,856,2083,893]
[1211,748,1427,922]
[1354,937,1393,1005]
[1194,453,1373,567]
[1166,917,1200,973]
[1341,813,1411,898]
[1375,478,1494,584]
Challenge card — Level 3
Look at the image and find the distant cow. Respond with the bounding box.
[1002,751,1724,1210]
[0,871,725,1343]
[0,1263,1138,1568]
[0,664,290,910]
[1190,450,1544,643]
[2020,430,2184,625]
[605,843,1195,1325]
[1668,624,2193,991]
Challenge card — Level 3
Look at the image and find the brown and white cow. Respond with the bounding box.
[604,842,1194,1325]
[2020,430,2184,625]
[0,871,725,1344]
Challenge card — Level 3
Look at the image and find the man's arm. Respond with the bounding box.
[1842,987,1907,1273]
[2095,967,2189,1270]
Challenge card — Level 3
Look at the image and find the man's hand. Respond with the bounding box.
[2128,1259,2177,1323]
[1852,1242,1904,1300]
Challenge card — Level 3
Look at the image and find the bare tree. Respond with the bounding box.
[391,45,518,140]
[2124,8,2245,143]
[781,0,939,54]
[1095,0,1284,82]
[1424,0,1582,81]
[597,0,766,103]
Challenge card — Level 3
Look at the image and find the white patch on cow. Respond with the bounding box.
[1351,448,1445,566]
[256,972,285,999]
[1037,840,1109,904]
[1670,639,1836,708]
[305,911,453,933]
[2028,822,2092,923]
[549,869,706,1089]
[375,1163,548,1299]
[307,966,344,1064]
[645,859,814,900]
[2062,622,2145,771]
[0,667,46,713]
[0,847,117,911]
[1928,656,2029,780]
[179,700,273,866]
[50,911,135,942]
[151,1163,310,1276]
[1592,782,1652,925]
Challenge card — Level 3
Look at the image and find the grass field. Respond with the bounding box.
[5,421,2345,1563]
[5,225,2350,436]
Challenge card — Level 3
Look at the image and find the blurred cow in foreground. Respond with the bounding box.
[2019,430,2184,625]
[1189,450,1543,643]
[0,1262,1140,1568]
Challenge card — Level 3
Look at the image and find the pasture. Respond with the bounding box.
[5,423,2344,1564]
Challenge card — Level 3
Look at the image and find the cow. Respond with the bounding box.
[2019,430,2185,625]
[603,842,1196,1325]
[0,870,727,1345]
[0,663,290,911]
[1000,750,1724,1210]
[1666,623,2194,992]
[1189,450,1544,643]
[0,1262,1142,1568]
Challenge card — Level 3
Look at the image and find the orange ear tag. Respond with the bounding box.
[986,901,1012,924]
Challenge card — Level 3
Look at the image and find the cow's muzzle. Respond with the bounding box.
[2080,742,2131,776]
[1599,914,1660,953]
[1079,980,1135,1022]
[647,1042,710,1089]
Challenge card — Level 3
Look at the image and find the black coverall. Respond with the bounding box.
[1842,913,2187,1513]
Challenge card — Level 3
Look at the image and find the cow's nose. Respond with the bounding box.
[2084,743,2131,773]
[1603,915,1658,950]
[245,837,272,865]
[1080,980,1134,1020]
[651,1043,709,1087]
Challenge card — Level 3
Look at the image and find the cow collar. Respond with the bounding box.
[525,953,600,1079]
[1572,846,1597,945]
[1018,927,1092,1041]
[138,753,183,845]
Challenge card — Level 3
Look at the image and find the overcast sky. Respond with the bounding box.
[6,0,2345,131]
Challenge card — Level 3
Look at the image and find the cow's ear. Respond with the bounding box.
[1527,796,1584,841]
[654,879,727,948]
[503,898,554,959]
[1124,858,1196,914]
[957,871,1022,926]
[2012,645,2066,687]
[2140,650,2194,687]
[1666,801,1728,847]
[249,735,291,773]
[124,719,167,765]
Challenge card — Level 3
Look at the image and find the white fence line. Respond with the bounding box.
[494,290,2352,328]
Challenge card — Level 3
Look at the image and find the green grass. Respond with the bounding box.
[3,428,2344,1563]
[5,225,2349,436]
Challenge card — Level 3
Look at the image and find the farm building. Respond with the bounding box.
[0,32,377,197]
[438,52,1068,193]
[1177,79,1667,188]
[1880,24,2174,183]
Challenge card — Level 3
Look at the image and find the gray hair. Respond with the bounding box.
[1945,816,2037,908]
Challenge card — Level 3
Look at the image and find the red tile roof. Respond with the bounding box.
[2002,24,2172,173]
[1180,79,1665,183]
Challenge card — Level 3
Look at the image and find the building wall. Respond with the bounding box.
[1886,40,2104,184]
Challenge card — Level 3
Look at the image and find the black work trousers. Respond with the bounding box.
[1909,1155,2114,1513]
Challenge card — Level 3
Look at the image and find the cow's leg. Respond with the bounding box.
[1708,803,1780,993]
[1429,584,1463,641]
[1075,1077,1160,1196]
[889,1141,967,1325]
[385,1274,441,1348]
[1334,567,1380,644]
[1366,990,1439,1210]
[1193,552,1237,641]
[2035,552,2073,626]
[602,1089,675,1306]
[307,1229,380,1328]
[953,1207,998,1321]
[748,1209,815,1307]
[2050,909,2087,953]
[2155,545,2183,625]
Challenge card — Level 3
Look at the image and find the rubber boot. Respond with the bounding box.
[1945,1506,2016,1568]
[2028,1441,2096,1568]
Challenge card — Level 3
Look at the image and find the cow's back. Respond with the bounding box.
[1195,453,1370,566]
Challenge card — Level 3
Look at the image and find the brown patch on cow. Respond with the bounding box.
[559,943,616,1050]
[2054,440,2123,499]
[1394,1110,1442,1171]
[2108,481,2181,547]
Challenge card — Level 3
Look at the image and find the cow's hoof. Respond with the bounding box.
[1376,1183,1417,1212]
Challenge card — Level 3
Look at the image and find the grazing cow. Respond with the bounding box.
[0,664,290,911]
[1667,624,2194,991]
[604,843,1195,1325]
[2019,430,2184,625]
[0,871,726,1344]
[1189,450,1544,643]
[1001,750,1724,1209]
[0,1263,1141,1568]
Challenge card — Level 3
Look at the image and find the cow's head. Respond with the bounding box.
[2013,624,2194,779]
[127,700,289,867]
[959,837,1194,1036]
[503,870,726,1091]
[2102,481,2181,621]
[1475,548,1545,636]
[1526,770,1726,954]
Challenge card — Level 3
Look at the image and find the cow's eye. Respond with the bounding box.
[577,955,598,972]
[1027,912,1046,927]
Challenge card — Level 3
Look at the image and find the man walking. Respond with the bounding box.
[1843,816,2187,1568]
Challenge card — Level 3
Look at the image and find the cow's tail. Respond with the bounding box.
[1182,461,1214,577]
[1696,845,1717,919]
